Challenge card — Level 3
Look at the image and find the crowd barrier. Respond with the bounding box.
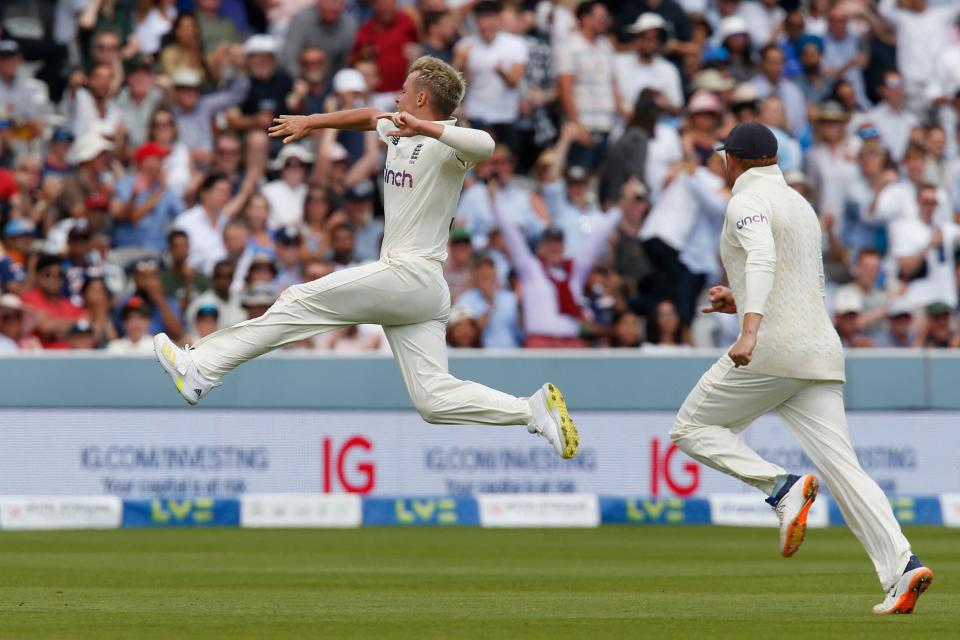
[0,493,955,530]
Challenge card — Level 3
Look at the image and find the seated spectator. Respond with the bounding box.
[116,60,164,149]
[832,248,890,340]
[443,228,474,302]
[187,304,220,344]
[159,13,209,83]
[282,0,358,79]
[106,295,155,353]
[833,286,874,348]
[874,300,918,348]
[1,219,31,294]
[62,225,98,307]
[610,310,643,348]
[455,254,522,349]
[111,142,184,259]
[241,193,276,258]
[80,276,117,348]
[758,96,802,173]
[288,46,330,116]
[239,282,276,319]
[643,299,690,349]
[0,40,43,139]
[58,132,114,222]
[42,127,75,180]
[185,259,246,333]
[300,186,334,258]
[456,144,546,250]
[599,91,655,209]
[230,35,293,132]
[116,259,184,341]
[65,63,121,140]
[920,302,958,349]
[420,10,457,63]
[160,230,209,313]
[446,307,484,349]
[0,293,40,352]
[132,0,176,57]
[263,144,313,229]
[318,324,388,352]
[174,173,232,274]
[195,0,243,56]
[750,44,807,137]
[343,183,383,262]
[21,253,85,349]
[850,70,918,162]
[67,319,98,350]
[170,67,249,155]
[273,226,304,292]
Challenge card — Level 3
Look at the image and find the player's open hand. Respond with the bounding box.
[728,333,756,368]
[701,286,737,314]
[377,111,425,138]
[269,115,311,144]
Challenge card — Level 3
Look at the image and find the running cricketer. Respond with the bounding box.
[153,56,578,460]
[670,123,933,614]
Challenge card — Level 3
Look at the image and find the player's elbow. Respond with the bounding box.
[472,130,496,162]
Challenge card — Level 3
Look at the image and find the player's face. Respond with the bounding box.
[395,73,422,113]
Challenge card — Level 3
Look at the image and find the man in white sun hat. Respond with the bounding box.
[616,13,683,112]
[153,56,579,461]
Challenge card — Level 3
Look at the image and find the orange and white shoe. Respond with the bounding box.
[766,474,818,557]
[153,333,218,406]
[872,556,934,615]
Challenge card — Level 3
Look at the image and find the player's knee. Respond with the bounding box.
[669,418,693,449]
[277,283,304,304]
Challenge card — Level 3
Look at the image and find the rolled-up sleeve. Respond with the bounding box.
[726,193,776,316]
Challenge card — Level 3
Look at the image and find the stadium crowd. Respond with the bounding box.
[0,0,959,352]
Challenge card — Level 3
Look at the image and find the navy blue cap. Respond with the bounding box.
[717,122,778,159]
[52,127,75,144]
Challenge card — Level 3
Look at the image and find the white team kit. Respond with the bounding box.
[154,116,578,459]
[670,163,932,613]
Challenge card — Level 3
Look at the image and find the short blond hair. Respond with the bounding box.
[409,56,466,118]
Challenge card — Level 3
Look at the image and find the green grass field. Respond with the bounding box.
[1,526,955,639]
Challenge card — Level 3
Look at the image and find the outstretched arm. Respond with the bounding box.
[269,108,384,143]
[376,112,494,163]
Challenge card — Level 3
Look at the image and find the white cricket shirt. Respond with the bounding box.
[721,165,845,382]
[375,118,493,263]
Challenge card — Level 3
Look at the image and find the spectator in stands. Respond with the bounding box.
[342,182,382,262]
[263,144,313,229]
[875,301,917,348]
[840,138,891,257]
[555,0,620,170]
[609,179,654,315]
[889,183,960,312]
[107,294,155,353]
[195,0,243,56]
[0,293,36,352]
[751,44,807,137]
[806,101,858,228]
[616,14,683,113]
[599,91,655,208]
[283,0,357,78]
[273,226,304,292]
[117,258,184,340]
[833,286,874,348]
[240,193,275,258]
[116,59,163,149]
[21,253,85,349]
[230,35,292,132]
[457,144,545,250]
[160,229,209,314]
[301,186,333,258]
[446,307,484,349]
[62,225,96,307]
[444,228,474,302]
[57,131,114,224]
[111,142,184,259]
[821,4,868,109]
[145,107,191,198]
[174,173,232,275]
[644,299,688,349]
[456,253,522,349]
[420,10,457,64]
[79,276,117,348]
[159,13,209,83]
[186,258,245,332]
[921,301,958,348]
[351,0,418,94]
[42,127,75,180]
[610,310,643,348]
[287,46,330,116]
[455,1,527,151]
[716,16,754,83]
[794,35,833,109]
[833,248,891,340]
[0,40,42,138]
[239,282,275,320]
[854,70,918,163]
[66,62,121,141]
[170,67,249,154]
[192,304,220,342]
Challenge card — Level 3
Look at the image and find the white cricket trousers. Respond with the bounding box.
[670,356,913,590]
[190,254,532,426]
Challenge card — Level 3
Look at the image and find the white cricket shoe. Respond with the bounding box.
[767,473,818,557]
[153,333,218,406]
[872,555,934,615]
[527,383,579,459]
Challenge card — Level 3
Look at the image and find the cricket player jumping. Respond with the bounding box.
[670,123,932,614]
[153,56,578,460]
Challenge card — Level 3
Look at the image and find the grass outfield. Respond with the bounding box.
[0,526,956,639]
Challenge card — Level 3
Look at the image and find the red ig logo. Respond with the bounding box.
[322,436,376,493]
[650,437,699,497]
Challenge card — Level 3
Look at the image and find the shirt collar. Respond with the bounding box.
[731,164,785,195]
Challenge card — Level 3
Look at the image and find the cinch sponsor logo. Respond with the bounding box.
[383,167,414,189]
[736,213,769,229]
